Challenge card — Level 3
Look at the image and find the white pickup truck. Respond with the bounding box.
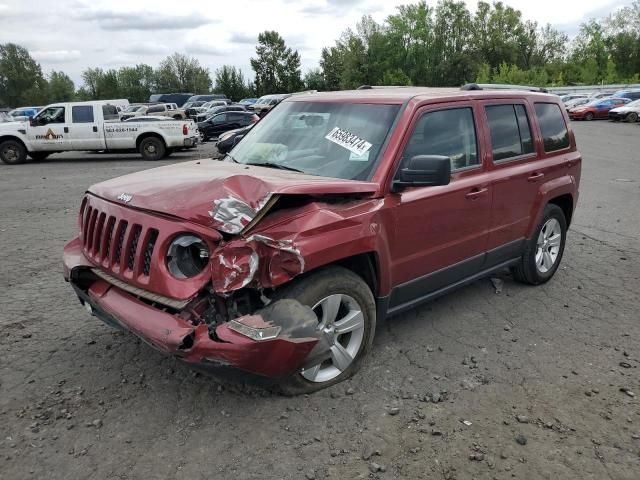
[0,101,199,164]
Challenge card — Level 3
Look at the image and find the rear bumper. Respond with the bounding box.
[183,136,198,147]
[63,239,320,379]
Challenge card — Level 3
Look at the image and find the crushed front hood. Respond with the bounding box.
[88,160,378,230]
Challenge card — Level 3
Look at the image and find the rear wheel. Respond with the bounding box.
[199,131,207,143]
[0,140,27,165]
[585,112,594,121]
[139,137,166,161]
[511,204,567,285]
[29,152,51,161]
[173,115,182,120]
[273,266,376,395]
[626,112,638,123]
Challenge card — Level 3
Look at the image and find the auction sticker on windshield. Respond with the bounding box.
[325,127,372,156]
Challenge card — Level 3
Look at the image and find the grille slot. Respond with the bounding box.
[93,212,106,255]
[114,221,128,265]
[127,225,142,271]
[103,217,116,261]
[142,229,159,276]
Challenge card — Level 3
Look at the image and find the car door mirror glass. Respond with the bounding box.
[393,155,451,192]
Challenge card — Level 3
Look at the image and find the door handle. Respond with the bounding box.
[465,188,488,200]
[93,126,98,132]
[527,172,545,182]
[64,127,69,133]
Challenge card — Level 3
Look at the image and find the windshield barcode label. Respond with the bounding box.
[325,127,372,156]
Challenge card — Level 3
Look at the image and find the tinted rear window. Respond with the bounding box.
[485,104,534,161]
[534,103,570,152]
[72,105,94,123]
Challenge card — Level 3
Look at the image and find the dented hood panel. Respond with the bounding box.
[88,160,379,227]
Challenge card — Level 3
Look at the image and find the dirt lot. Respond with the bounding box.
[1,123,639,480]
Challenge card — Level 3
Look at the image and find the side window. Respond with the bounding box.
[102,104,119,120]
[38,107,65,124]
[147,105,165,113]
[534,103,570,152]
[402,107,478,171]
[485,104,534,161]
[212,114,227,124]
[72,106,94,123]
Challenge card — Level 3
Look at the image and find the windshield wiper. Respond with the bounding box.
[244,161,304,173]
[223,153,239,163]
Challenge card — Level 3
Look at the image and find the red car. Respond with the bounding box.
[64,86,581,393]
[568,97,630,120]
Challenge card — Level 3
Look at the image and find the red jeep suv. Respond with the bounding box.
[64,86,581,394]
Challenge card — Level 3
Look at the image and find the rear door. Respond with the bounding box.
[68,105,106,150]
[483,100,571,262]
[27,106,71,151]
[388,102,492,310]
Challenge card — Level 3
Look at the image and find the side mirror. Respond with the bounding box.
[29,117,36,126]
[392,155,451,192]
[233,134,245,146]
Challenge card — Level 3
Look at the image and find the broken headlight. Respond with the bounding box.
[167,234,209,279]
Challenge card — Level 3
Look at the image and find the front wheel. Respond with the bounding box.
[511,204,567,285]
[585,112,594,121]
[626,112,638,123]
[139,137,166,161]
[0,140,27,165]
[273,266,376,395]
[199,131,207,143]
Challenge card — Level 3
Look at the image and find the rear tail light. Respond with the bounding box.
[183,124,188,135]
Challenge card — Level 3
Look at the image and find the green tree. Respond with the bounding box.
[250,31,302,95]
[303,68,326,91]
[214,65,251,100]
[0,43,48,106]
[155,53,211,93]
[117,64,155,102]
[48,71,75,102]
[319,46,344,90]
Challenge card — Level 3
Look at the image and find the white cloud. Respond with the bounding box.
[31,50,82,63]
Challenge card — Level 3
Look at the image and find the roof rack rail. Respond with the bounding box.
[461,83,549,93]
[356,85,415,90]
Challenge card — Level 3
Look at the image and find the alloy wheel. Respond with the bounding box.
[535,218,562,273]
[301,294,365,383]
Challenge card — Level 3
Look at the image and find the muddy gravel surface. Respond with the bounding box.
[1,124,639,479]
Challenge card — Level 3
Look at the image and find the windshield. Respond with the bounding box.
[124,105,143,112]
[229,101,401,181]
[627,99,640,107]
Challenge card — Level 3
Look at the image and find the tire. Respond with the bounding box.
[0,140,27,165]
[139,136,166,161]
[273,266,376,395]
[626,112,638,123]
[511,204,567,285]
[29,152,50,161]
[173,115,182,120]
[199,131,207,143]
[585,112,594,121]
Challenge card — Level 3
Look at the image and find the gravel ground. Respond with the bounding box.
[0,123,639,480]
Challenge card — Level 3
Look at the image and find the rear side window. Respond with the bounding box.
[147,105,165,113]
[402,107,478,171]
[102,104,119,120]
[485,105,535,161]
[534,103,570,152]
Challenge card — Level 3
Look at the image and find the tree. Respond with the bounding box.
[250,31,302,95]
[214,65,251,100]
[0,43,48,106]
[48,71,75,102]
[303,69,326,91]
[320,47,344,90]
[117,64,155,102]
[155,53,211,93]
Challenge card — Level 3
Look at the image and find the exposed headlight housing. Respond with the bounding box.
[167,234,209,279]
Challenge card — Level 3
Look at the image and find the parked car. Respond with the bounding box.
[123,116,174,122]
[185,94,229,104]
[197,111,258,141]
[568,97,630,120]
[564,98,590,109]
[560,94,589,104]
[0,101,198,164]
[239,98,258,109]
[215,124,254,154]
[608,99,640,122]
[120,103,187,121]
[148,93,194,107]
[63,87,581,393]
[589,92,613,100]
[194,105,246,123]
[252,94,291,116]
[611,89,640,101]
[0,111,11,123]
[8,107,41,122]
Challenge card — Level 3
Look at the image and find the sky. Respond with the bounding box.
[0,0,632,87]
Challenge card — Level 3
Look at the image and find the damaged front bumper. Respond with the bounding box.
[64,242,321,380]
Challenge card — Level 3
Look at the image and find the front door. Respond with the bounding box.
[388,103,492,311]
[68,105,105,150]
[27,106,71,151]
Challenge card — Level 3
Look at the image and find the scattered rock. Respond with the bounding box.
[515,434,527,446]
[91,419,102,428]
[619,362,632,369]
[369,462,385,473]
[345,387,355,395]
[620,387,635,398]
[490,277,504,294]
[431,392,441,403]
[516,415,529,424]
[305,470,316,480]
[585,390,593,397]
[388,406,401,416]
[279,413,289,420]
[22,333,32,339]
[469,452,485,461]
[362,444,374,461]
